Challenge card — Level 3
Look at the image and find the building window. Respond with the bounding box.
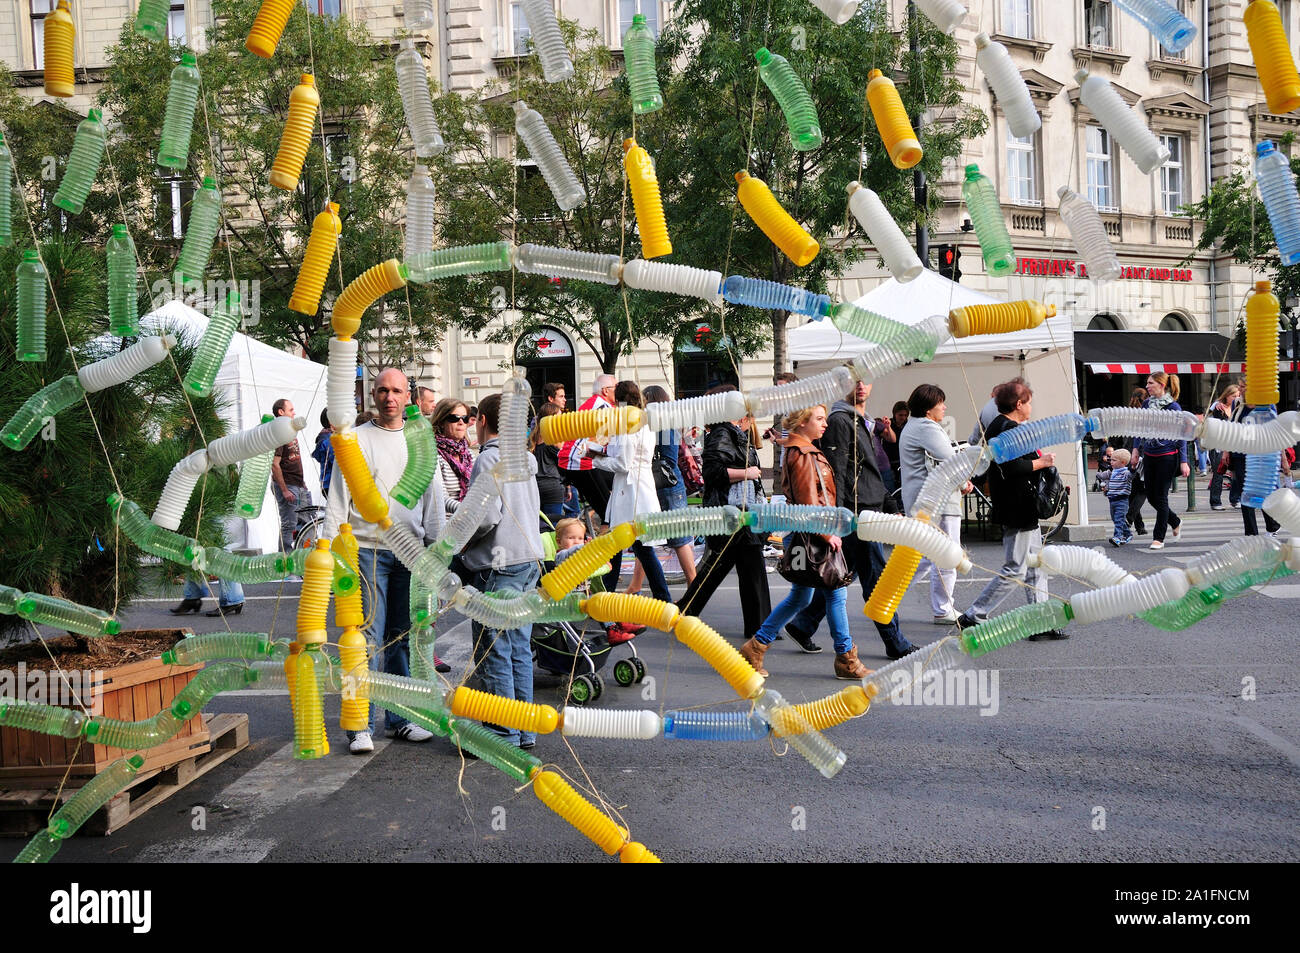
[511,1,530,55]
[1281,0,1292,42]
[303,0,340,16]
[619,0,659,43]
[31,0,55,71]
[1086,125,1115,211]
[156,173,195,241]
[1003,0,1032,39]
[1085,0,1112,49]
[1160,0,1189,59]
[1088,312,1121,330]
[1007,129,1038,204]
[168,2,186,44]
[1159,312,1191,331]
[1160,134,1184,213]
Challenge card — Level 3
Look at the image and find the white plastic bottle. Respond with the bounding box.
[404,164,435,262]
[396,39,446,158]
[912,0,967,33]
[519,0,574,83]
[846,181,922,282]
[1056,186,1121,282]
[1075,69,1169,175]
[513,100,586,212]
[975,33,1040,139]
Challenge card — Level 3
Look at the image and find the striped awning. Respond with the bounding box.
[1086,361,1299,374]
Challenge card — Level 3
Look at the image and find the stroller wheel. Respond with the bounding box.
[613,658,637,687]
[589,672,605,702]
[631,657,647,683]
[568,674,595,706]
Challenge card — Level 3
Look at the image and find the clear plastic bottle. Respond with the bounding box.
[109,493,203,568]
[623,14,663,115]
[45,755,145,839]
[1074,70,1169,175]
[1199,408,1300,453]
[736,169,818,266]
[1115,0,1198,54]
[746,366,854,419]
[151,448,208,530]
[912,0,967,33]
[288,201,340,316]
[14,831,61,863]
[722,275,829,316]
[15,592,119,637]
[742,503,854,537]
[0,700,86,738]
[1092,405,1199,443]
[54,109,107,215]
[866,69,921,169]
[269,73,320,191]
[404,166,435,261]
[854,511,970,570]
[513,243,622,284]
[961,164,1015,275]
[161,632,274,666]
[910,444,986,521]
[174,176,222,286]
[1070,567,1191,625]
[1264,485,1300,534]
[404,0,434,30]
[989,412,1100,463]
[959,602,1072,657]
[79,333,175,394]
[1246,280,1282,405]
[1056,186,1122,282]
[623,259,723,306]
[451,718,542,783]
[43,0,75,99]
[327,337,358,428]
[562,706,662,740]
[752,689,846,778]
[1243,406,1281,507]
[1031,544,1133,588]
[974,34,1039,138]
[433,478,496,555]
[184,290,242,398]
[158,51,201,170]
[852,315,950,382]
[391,405,437,507]
[807,0,860,25]
[396,39,446,158]
[1140,587,1222,631]
[1257,142,1300,267]
[135,0,169,38]
[662,710,767,741]
[405,241,513,282]
[16,249,47,362]
[1245,1,1300,114]
[635,505,741,542]
[493,373,534,482]
[1,374,84,450]
[514,100,585,212]
[1183,535,1284,588]
[0,583,21,614]
[106,225,140,336]
[518,0,574,83]
[830,301,937,361]
[756,47,822,152]
[846,181,922,282]
[644,389,748,433]
[626,139,672,259]
[207,413,304,469]
[948,299,1056,338]
[0,131,13,248]
[245,0,295,58]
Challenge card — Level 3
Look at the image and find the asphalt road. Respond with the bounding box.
[3,494,1297,863]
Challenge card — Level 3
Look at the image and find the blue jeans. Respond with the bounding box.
[560,484,581,519]
[272,483,304,552]
[789,536,912,654]
[603,541,671,601]
[467,561,542,747]
[183,576,244,607]
[757,584,851,655]
[349,547,413,737]
[966,526,1046,621]
[1109,496,1131,541]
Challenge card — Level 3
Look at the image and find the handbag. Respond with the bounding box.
[775,458,853,589]
[1035,465,1067,520]
[652,445,678,490]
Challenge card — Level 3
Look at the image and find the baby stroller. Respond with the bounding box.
[531,529,647,706]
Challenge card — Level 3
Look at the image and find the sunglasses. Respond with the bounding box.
[446,414,471,423]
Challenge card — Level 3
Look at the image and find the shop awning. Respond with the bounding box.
[1075,330,1260,374]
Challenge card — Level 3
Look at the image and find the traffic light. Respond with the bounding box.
[937,244,962,283]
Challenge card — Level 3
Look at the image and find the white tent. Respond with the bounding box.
[134,299,332,554]
[788,270,1087,524]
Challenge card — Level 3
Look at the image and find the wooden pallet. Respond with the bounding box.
[0,712,249,837]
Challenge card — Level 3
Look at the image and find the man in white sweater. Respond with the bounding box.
[325,368,446,753]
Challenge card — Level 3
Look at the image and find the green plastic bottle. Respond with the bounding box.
[391,405,436,508]
[14,831,61,863]
[162,632,274,666]
[109,493,201,567]
[0,700,86,737]
[1,374,85,450]
[46,755,144,839]
[961,164,1015,276]
[174,175,221,286]
[107,224,140,336]
[449,717,543,783]
[1140,587,1222,631]
[623,14,663,115]
[83,709,184,750]
[960,601,1072,657]
[53,108,107,215]
[16,249,47,362]
[0,582,21,614]
[135,0,169,37]
[157,51,201,170]
[755,47,822,152]
[204,547,285,583]
[235,413,275,517]
[829,301,939,361]
[16,592,120,637]
[170,663,256,719]
[183,290,240,397]
[0,131,13,248]
[403,242,513,283]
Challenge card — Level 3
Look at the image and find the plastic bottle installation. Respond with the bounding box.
[1074,69,1170,175]
[515,101,587,212]
[736,170,818,266]
[43,0,75,99]
[518,0,574,83]
[136,0,169,37]
[157,51,202,170]
[1254,141,1300,266]
[1244,1,1300,115]
[288,201,341,316]
[866,69,921,170]
[183,291,242,398]
[1114,0,1198,53]
[623,14,663,115]
[245,0,296,58]
[846,181,922,282]
[911,0,967,33]
[404,166,435,261]
[174,176,222,286]
[106,225,140,336]
[0,132,12,248]
[961,164,1015,276]
[1245,280,1281,406]
[974,34,1039,139]
[269,74,320,191]
[53,109,108,216]
[756,48,822,152]
[16,249,47,363]
[625,138,671,258]
[404,0,434,31]
[397,40,446,158]
[1056,186,1122,282]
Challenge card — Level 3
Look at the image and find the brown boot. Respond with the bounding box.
[738,637,770,677]
[834,645,872,680]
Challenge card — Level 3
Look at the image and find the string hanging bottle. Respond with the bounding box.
[136,0,169,37]
[1255,141,1300,266]
[174,176,222,286]
[623,14,663,115]
[866,69,921,170]
[1114,0,1198,54]
[518,0,574,83]
[974,33,1039,138]
[961,164,1014,276]
[756,47,822,152]
[107,225,140,337]
[157,51,202,171]
[396,40,446,158]
[43,0,75,99]
[1074,69,1169,175]
[16,250,47,363]
[1244,1,1300,115]
[269,74,320,191]
[0,132,13,249]
[53,109,107,216]
[404,166,435,260]
[1057,186,1121,282]
[846,181,922,282]
[515,101,586,212]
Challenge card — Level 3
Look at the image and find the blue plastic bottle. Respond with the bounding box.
[988,413,1101,463]
[662,710,769,741]
[721,276,830,317]
[1256,141,1300,266]
[1113,0,1197,54]
[1243,406,1281,507]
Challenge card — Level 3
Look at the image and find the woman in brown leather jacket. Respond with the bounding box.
[739,405,870,680]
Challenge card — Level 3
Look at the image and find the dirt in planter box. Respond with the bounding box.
[0,630,188,673]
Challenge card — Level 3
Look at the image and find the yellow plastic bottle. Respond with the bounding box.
[1246,279,1281,405]
[540,523,637,600]
[866,69,922,170]
[772,685,871,736]
[623,138,672,259]
[332,524,369,731]
[735,170,819,267]
[296,539,334,646]
[331,259,405,338]
[948,299,1056,337]
[537,406,643,445]
[269,74,320,191]
[450,687,559,735]
[533,771,628,856]
[293,647,326,759]
[619,842,662,863]
[1245,1,1300,115]
[246,0,296,59]
[672,614,765,700]
[582,592,679,631]
[331,431,390,523]
[288,201,341,315]
[864,545,925,624]
[43,0,76,99]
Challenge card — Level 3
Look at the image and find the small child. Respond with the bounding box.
[553,519,642,645]
[1106,448,1134,547]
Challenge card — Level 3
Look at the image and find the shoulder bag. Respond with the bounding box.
[776,457,853,589]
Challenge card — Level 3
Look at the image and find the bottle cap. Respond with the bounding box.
[1056,185,1070,200]
[87,108,103,122]
[1257,279,1273,293]
[1257,141,1275,156]
[1074,68,1090,84]
[964,163,981,178]
[413,164,429,175]
[400,38,416,50]
[846,180,861,194]
[975,32,990,48]
[513,100,528,115]
[202,175,216,187]
[734,169,751,184]
[113,223,128,237]
[181,51,198,67]
[405,405,420,419]
[867,68,883,80]
[300,73,315,86]
[754,47,771,65]
[623,137,637,151]
[327,201,340,214]
[22,248,39,261]
[633,13,645,24]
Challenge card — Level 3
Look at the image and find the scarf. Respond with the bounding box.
[436,434,474,500]
[1146,393,1175,410]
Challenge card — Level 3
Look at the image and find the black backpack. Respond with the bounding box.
[1035,466,1067,519]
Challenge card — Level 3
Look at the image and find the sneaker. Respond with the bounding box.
[519,740,536,750]
[1230,502,1240,509]
[762,545,781,558]
[956,612,979,630]
[785,625,822,654]
[1210,504,1225,511]
[1171,525,1181,541]
[434,655,452,673]
[933,610,960,624]
[1109,536,1121,548]
[349,731,374,754]
[1148,540,1165,551]
[390,723,434,742]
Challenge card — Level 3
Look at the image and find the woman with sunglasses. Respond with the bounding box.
[431,398,475,514]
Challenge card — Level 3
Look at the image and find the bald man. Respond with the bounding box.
[325,368,447,752]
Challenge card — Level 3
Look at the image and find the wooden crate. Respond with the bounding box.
[0,631,210,786]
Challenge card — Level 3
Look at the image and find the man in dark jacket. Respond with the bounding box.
[956,379,1063,638]
[783,375,920,660]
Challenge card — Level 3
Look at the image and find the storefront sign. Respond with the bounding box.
[1014,257,1194,281]
[519,327,574,359]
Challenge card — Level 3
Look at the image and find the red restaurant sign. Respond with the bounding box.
[1014,257,1193,281]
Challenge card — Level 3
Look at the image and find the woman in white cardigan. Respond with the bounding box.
[601,380,672,600]
[899,383,971,625]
